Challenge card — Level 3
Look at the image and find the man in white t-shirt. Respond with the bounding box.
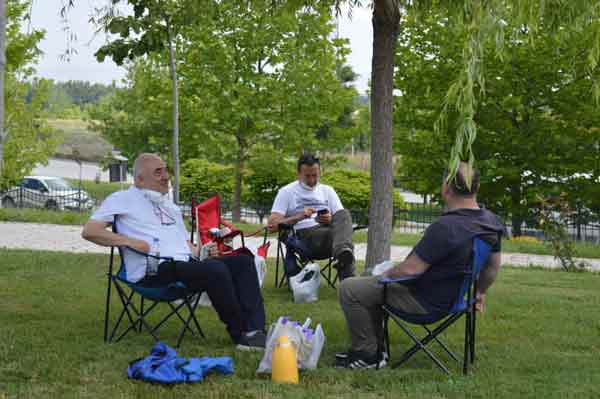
[82,153,266,351]
[268,153,355,280]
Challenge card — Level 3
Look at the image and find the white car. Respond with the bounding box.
[1,176,93,211]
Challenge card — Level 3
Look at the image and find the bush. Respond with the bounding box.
[180,159,235,203]
[322,169,406,223]
[243,151,296,216]
[66,179,130,202]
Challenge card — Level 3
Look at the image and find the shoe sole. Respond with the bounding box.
[236,344,265,352]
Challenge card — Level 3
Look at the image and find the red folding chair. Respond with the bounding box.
[190,194,270,259]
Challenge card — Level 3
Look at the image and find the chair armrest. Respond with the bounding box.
[278,223,294,231]
[379,274,421,284]
[122,245,175,262]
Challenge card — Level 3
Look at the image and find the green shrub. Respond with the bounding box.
[180,158,235,203]
[243,150,295,214]
[66,179,130,202]
[322,169,406,223]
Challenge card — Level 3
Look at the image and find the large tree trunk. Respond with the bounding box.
[167,24,180,204]
[365,1,400,270]
[0,0,6,184]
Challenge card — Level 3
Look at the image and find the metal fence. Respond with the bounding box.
[0,186,95,212]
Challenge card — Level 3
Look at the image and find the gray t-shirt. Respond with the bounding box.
[411,207,506,312]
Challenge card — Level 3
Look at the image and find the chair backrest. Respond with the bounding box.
[450,237,493,313]
[193,195,222,246]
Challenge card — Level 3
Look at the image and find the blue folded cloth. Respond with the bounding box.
[127,341,234,384]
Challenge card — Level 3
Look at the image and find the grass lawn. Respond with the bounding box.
[1,249,599,398]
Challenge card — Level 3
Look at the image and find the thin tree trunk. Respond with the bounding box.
[0,0,6,183]
[365,1,400,270]
[232,138,245,223]
[510,181,523,237]
[167,23,180,204]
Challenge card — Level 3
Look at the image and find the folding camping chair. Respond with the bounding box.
[380,237,493,375]
[103,217,205,348]
[274,222,367,289]
[190,194,270,263]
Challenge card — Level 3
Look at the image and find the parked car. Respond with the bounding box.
[1,176,93,211]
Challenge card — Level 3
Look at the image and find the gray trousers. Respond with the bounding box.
[338,276,427,355]
[296,209,354,267]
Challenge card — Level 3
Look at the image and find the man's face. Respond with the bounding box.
[138,156,170,194]
[298,164,320,188]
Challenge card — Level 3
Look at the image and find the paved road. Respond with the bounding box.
[32,157,133,183]
[1,221,598,271]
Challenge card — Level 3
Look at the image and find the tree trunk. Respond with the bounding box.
[232,139,245,223]
[0,0,6,183]
[167,24,180,204]
[510,181,523,237]
[365,1,400,270]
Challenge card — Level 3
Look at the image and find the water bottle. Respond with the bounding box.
[146,237,160,276]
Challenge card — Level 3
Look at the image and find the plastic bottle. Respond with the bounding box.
[271,335,299,384]
[146,237,160,276]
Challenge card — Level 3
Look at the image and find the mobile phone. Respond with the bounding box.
[317,209,328,216]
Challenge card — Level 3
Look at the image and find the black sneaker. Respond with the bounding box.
[334,350,387,370]
[236,331,266,352]
[336,248,356,281]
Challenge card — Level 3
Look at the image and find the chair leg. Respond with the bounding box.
[387,312,451,374]
[463,311,471,375]
[424,325,459,363]
[104,274,113,342]
[470,307,477,364]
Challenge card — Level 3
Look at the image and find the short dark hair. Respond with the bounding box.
[297,153,320,171]
[444,163,480,196]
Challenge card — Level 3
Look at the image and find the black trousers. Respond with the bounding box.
[138,254,266,343]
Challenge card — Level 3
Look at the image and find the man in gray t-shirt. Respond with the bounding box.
[268,153,355,280]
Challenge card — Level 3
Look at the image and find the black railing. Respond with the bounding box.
[0,186,95,212]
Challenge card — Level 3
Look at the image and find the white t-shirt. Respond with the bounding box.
[91,186,191,283]
[271,181,344,230]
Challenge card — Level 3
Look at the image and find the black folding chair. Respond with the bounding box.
[103,217,205,348]
[380,237,493,374]
[274,222,367,289]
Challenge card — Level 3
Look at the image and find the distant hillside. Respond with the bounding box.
[49,119,113,163]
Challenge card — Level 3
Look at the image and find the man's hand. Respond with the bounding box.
[302,207,316,219]
[316,210,332,225]
[206,242,220,258]
[475,292,486,313]
[126,238,150,254]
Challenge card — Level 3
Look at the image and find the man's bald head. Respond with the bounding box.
[133,153,170,194]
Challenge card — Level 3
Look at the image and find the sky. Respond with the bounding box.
[26,1,374,94]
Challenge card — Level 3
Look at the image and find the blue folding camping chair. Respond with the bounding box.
[380,236,493,374]
[103,217,205,348]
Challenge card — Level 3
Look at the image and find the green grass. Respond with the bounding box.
[0,207,91,225]
[1,249,599,398]
[353,230,600,258]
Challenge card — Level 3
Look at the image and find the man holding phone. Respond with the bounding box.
[268,153,356,280]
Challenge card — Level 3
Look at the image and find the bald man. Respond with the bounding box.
[82,153,267,350]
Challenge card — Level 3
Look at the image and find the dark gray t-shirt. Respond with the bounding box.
[410,207,506,313]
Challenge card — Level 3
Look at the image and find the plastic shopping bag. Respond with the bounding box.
[257,316,326,373]
[371,260,394,276]
[289,263,320,304]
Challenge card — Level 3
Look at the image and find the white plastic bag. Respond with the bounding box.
[257,316,326,373]
[371,259,394,276]
[289,263,320,304]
